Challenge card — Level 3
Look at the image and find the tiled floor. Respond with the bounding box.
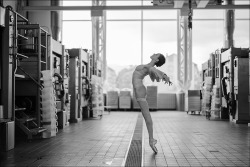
[0,111,249,167]
[0,112,137,167]
[144,112,250,167]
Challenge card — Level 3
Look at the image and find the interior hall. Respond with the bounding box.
[0,0,249,166]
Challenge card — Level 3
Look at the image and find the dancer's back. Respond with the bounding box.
[131,53,172,154]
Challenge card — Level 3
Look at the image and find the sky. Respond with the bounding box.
[62,1,250,70]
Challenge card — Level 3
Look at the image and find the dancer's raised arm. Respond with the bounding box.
[149,67,172,85]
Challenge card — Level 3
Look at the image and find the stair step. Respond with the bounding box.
[15,74,25,78]
[17,117,36,123]
[15,107,26,111]
[30,127,47,135]
[16,53,29,59]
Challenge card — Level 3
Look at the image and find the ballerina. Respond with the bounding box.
[132,53,172,154]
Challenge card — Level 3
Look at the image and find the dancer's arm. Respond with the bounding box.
[149,67,164,81]
[149,67,166,81]
[162,74,172,85]
[149,67,172,85]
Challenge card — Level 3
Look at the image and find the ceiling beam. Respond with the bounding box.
[174,0,185,8]
[22,4,250,11]
[196,0,210,8]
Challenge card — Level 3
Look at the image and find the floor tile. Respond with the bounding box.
[143,111,249,167]
[1,111,249,167]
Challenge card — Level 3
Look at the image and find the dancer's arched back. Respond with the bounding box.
[132,53,172,154]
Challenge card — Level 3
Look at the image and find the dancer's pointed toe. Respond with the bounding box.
[149,139,158,154]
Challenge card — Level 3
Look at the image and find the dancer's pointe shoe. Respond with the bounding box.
[149,139,158,154]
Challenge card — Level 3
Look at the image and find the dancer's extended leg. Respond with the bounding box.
[137,98,158,154]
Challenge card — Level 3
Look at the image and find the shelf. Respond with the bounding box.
[16,12,29,22]
[17,53,29,59]
[17,44,34,46]
[17,52,39,56]
[17,117,36,123]
[17,24,40,30]
[15,108,26,111]
[16,77,38,81]
[30,127,47,135]
[17,24,49,34]
[56,109,63,113]
[18,44,46,46]
[20,60,46,64]
[15,74,25,78]
[10,12,50,138]
[40,27,48,34]
[41,44,46,48]
[0,118,12,123]
[17,34,28,40]
[17,20,28,23]
[18,44,47,49]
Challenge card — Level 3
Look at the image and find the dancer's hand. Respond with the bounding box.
[163,75,173,86]
[167,80,173,86]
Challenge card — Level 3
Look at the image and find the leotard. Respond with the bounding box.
[132,65,166,100]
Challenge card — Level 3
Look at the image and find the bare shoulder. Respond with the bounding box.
[135,64,148,71]
[148,66,156,71]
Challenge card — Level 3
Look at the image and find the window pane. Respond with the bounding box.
[63,11,91,20]
[106,21,141,66]
[143,21,177,93]
[62,1,91,6]
[143,10,177,19]
[235,1,250,5]
[106,11,141,20]
[62,0,91,20]
[234,20,249,48]
[193,10,224,19]
[143,21,177,63]
[235,9,250,19]
[106,1,141,6]
[62,21,92,49]
[192,21,224,69]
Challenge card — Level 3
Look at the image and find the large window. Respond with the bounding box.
[62,5,249,92]
[192,9,249,67]
[62,1,91,49]
[143,10,177,20]
[234,20,249,47]
[106,0,141,6]
[106,11,141,20]
[192,20,224,67]
[106,21,141,66]
[234,9,250,47]
[143,21,177,63]
[62,21,92,49]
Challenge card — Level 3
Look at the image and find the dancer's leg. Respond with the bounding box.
[137,99,158,154]
[137,99,153,140]
[134,85,157,153]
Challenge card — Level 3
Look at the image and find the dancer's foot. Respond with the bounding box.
[149,139,158,154]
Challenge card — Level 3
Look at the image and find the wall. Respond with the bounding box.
[27,1,52,35]
[3,0,17,9]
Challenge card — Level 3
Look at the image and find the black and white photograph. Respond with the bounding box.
[0,0,249,166]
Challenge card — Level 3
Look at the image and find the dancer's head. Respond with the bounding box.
[150,53,165,67]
